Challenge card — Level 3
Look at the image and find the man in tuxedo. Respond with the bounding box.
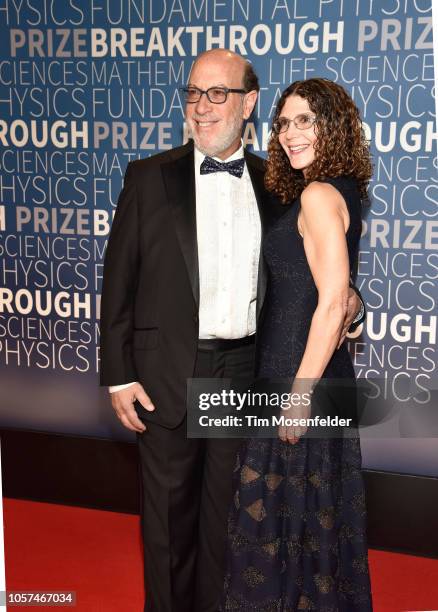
[100,49,364,612]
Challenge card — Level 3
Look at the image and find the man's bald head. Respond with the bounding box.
[190,49,259,93]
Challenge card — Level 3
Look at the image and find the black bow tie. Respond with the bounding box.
[200,156,245,178]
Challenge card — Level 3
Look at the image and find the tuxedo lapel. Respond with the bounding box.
[161,142,199,308]
[245,150,268,323]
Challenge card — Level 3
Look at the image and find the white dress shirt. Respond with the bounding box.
[195,145,261,339]
[110,144,261,393]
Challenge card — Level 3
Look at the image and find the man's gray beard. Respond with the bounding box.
[187,108,244,158]
[191,129,240,157]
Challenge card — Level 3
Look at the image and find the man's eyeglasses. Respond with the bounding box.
[272,113,317,134]
[180,86,247,104]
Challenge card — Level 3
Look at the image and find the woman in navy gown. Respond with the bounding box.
[221,79,373,611]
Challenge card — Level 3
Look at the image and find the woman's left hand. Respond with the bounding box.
[278,383,312,444]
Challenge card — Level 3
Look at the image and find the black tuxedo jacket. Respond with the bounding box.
[100,140,284,428]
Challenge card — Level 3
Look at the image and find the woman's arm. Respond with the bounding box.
[279,180,351,444]
[296,180,351,380]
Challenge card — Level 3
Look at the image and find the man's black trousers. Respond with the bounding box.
[137,340,255,612]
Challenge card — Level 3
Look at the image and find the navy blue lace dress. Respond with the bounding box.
[221,177,373,611]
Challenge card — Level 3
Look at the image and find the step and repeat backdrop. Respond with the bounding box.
[0,1,436,475]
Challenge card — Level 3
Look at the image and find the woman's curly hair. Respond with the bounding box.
[264,78,373,203]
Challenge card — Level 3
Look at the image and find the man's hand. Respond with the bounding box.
[111,383,155,433]
[337,287,361,348]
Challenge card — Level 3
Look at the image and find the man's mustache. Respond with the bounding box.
[189,115,220,122]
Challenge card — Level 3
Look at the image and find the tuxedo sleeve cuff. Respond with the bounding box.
[352,300,365,325]
[109,382,137,393]
[348,284,366,331]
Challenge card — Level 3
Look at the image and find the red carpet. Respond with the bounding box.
[3,498,438,611]
[4,499,144,611]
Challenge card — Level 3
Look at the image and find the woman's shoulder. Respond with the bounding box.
[299,176,362,223]
[301,176,360,205]
[300,178,346,204]
[298,182,345,226]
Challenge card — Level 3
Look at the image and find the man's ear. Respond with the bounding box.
[243,90,258,120]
